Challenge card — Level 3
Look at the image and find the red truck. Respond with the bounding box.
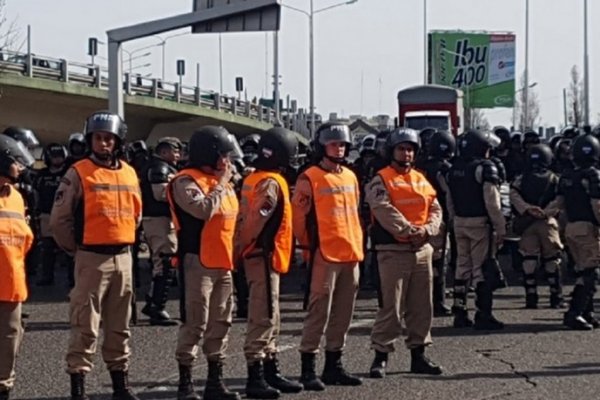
[397,84,464,136]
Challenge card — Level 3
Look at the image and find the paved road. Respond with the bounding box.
[11,253,600,400]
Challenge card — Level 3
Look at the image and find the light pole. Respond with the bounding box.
[583,0,590,126]
[424,0,428,84]
[524,0,530,129]
[151,32,189,81]
[282,0,359,138]
[121,49,151,75]
[513,82,538,130]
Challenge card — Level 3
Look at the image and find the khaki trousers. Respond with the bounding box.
[454,218,492,286]
[519,218,563,275]
[243,257,280,362]
[142,216,177,277]
[371,246,433,352]
[0,302,23,391]
[565,222,600,277]
[175,253,234,365]
[299,251,359,354]
[66,249,133,373]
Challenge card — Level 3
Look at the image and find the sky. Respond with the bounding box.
[3,0,599,129]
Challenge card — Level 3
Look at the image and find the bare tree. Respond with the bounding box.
[567,65,585,127]
[0,0,22,57]
[471,109,490,131]
[514,71,541,130]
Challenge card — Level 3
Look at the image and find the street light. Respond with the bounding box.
[282,0,359,137]
[121,49,151,75]
[150,32,189,82]
[583,0,590,126]
[513,82,538,130]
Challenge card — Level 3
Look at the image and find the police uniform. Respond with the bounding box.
[50,112,142,400]
[140,154,178,325]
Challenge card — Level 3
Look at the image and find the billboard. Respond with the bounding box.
[428,31,515,108]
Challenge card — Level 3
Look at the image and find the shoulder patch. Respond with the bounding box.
[54,190,65,206]
[60,177,71,186]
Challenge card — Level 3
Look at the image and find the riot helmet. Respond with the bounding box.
[240,134,261,153]
[458,129,497,159]
[0,133,35,182]
[375,130,391,158]
[314,122,352,163]
[84,111,127,144]
[419,128,437,155]
[592,124,600,139]
[572,134,600,167]
[126,140,148,162]
[522,130,541,150]
[188,126,236,169]
[68,132,87,158]
[228,134,246,171]
[386,127,420,167]
[428,130,456,159]
[43,142,68,167]
[3,127,40,150]
[510,132,522,151]
[254,127,299,172]
[493,126,511,151]
[525,144,553,171]
[359,134,377,155]
[561,125,579,139]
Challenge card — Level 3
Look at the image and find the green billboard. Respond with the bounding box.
[428,31,516,108]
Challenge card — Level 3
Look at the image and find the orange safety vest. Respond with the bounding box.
[0,185,33,302]
[303,165,364,263]
[240,171,293,274]
[169,168,239,270]
[378,166,437,242]
[73,158,141,245]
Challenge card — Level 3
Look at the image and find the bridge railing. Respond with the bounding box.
[0,49,279,125]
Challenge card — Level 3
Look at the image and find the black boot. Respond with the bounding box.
[177,364,201,400]
[203,360,241,400]
[0,389,8,400]
[70,372,89,400]
[245,361,280,399]
[263,355,303,393]
[452,280,472,328]
[410,346,443,375]
[564,283,594,331]
[546,270,565,309]
[583,296,600,328]
[473,283,504,331]
[321,351,362,386]
[141,275,178,326]
[110,370,139,400]
[433,262,451,317]
[523,273,538,309]
[369,350,388,379]
[299,353,325,391]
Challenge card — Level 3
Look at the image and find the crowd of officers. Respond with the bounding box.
[1,109,600,400]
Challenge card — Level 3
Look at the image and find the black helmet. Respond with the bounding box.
[572,134,600,167]
[43,142,68,166]
[458,129,498,159]
[84,111,127,144]
[428,130,456,159]
[561,125,579,139]
[419,128,437,153]
[240,134,261,151]
[386,127,420,163]
[3,127,40,150]
[510,131,522,146]
[255,127,299,171]
[0,133,35,180]
[126,140,148,162]
[522,130,541,148]
[375,130,391,157]
[314,122,352,162]
[493,126,511,150]
[525,144,553,170]
[592,124,600,139]
[359,134,377,155]
[189,126,236,168]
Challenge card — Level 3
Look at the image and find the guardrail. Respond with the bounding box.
[0,50,278,124]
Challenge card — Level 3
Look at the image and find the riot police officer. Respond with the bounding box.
[35,143,68,286]
[168,126,240,400]
[446,130,506,330]
[50,111,142,400]
[126,140,150,175]
[65,133,87,168]
[549,135,600,330]
[420,130,456,316]
[140,137,182,326]
[509,144,564,309]
[237,127,304,398]
[0,134,35,400]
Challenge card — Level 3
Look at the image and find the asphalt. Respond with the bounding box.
[10,252,600,400]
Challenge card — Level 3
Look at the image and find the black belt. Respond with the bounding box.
[79,244,131,255]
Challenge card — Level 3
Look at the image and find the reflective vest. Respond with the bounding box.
[73,158,141,245]
[240,171,293,274]
[378,166,437,242]
[303,165,364,263]
[169,168,239,269]
[0,185,33,302]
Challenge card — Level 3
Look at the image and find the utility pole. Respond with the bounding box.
[583,0,590,126]
[523,0,530,129]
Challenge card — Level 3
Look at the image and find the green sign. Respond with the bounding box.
[428,31,516,108]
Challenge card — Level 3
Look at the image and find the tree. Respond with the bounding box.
[471,108,490,131]
[567,65,585,127]
[513,71,540,131]
[0,1,22,56]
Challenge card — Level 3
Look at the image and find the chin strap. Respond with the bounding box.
[324,154,345,164]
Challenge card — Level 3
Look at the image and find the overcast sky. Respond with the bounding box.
[4,0,599,128]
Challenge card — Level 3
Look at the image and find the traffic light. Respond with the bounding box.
[88,38,98,57]
[177,59,185,76]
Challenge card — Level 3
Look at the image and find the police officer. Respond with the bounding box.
[292,122,363,391]
[415,127,436,169]
[35,143,68,286]
[126,140,150,175]
[140,137,182,326]
[168,126,240,400]
[0,134,35,400]
[446,130,506,330]
[551,138,575,175]
[240,133,261,165]
[50,111,142,400]
[237,128,304,399]
[420,130,456,316]
[366,128,443,379]
[65,133,87,169]
[510,144,564,309]
[547,135,600,330]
